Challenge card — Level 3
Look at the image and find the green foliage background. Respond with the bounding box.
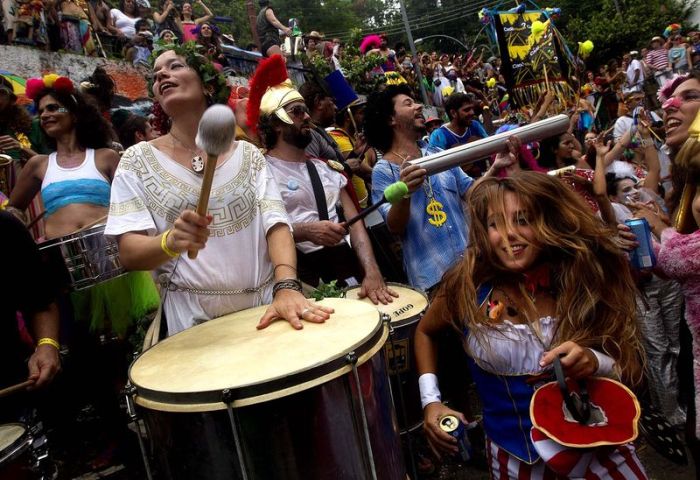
[206,0,698,65]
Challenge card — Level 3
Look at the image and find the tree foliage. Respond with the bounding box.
[538,0,698,65]
[207,0,698,66]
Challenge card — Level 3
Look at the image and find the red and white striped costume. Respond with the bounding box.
[487,435,647,480]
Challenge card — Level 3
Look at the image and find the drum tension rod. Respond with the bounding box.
[346,351,378,480]
[380,313,394,334]
[222,388,250,480]
[124,383,154,480]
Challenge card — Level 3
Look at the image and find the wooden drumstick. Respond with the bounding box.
[189,105,236,260]
[0,380,34,398]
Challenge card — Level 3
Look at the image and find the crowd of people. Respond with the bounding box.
[1,5,700,479]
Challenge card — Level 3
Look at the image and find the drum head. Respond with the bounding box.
[0,424,28,460]
[344,283,428,328]
[130,298,386,412]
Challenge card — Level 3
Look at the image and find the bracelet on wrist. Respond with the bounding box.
[37,337,60,350]
[274,263,297,273]
[161,229,180,258]
[272,278,303,296]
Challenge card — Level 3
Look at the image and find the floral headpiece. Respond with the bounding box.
[149,40,230,105]
[25,74,74,100]
[658,73,686,103]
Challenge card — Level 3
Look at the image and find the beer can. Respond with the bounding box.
[439,415,472,462]
[624,218,656,270]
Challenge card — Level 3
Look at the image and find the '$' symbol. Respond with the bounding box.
[426,199,447,227]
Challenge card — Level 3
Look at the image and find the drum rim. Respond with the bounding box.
[0,423,31,466]
[37,224,108,249]
[130,306,386,408]
[343,282,429,329]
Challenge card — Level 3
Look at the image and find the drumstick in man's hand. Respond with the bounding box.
[189,105,237,260]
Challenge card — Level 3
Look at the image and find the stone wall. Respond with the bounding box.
[1,44,150,100]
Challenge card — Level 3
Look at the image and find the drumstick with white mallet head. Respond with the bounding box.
[188,104,237,259]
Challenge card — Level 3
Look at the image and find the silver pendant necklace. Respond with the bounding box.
[170,130,204,174]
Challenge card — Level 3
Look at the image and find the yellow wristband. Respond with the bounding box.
[37,337,60,350]
[161,229,180,258]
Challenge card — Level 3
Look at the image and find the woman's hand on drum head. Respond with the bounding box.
[257,289,334,330]
[540,341,598,379]
[358,272,398,305]
[423,402,467,458]
[169,210,212,254]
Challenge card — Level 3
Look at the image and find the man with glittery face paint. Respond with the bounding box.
[253,56,397,305]
[659,72,700,214]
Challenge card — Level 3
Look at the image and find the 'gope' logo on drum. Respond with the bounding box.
[393,304,414,318]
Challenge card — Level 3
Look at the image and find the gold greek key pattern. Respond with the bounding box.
[120,142,267,236]
[109,197,147,216]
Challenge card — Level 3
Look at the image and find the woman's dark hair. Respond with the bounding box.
[538,132,573,170]
[583,143,597,169]
[81,66,115,112]
[257,113,280,150]
[34,89,113,150]
[119,0,136,14]
[605,172,622,197]
[117,114,149,149]
[364,83,414,153]
[0,103,32,134]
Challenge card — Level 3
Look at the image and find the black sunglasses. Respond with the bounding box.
[39,103,69,115]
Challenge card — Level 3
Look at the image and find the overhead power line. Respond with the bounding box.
[323,1,487,36]
[325,0,499,39]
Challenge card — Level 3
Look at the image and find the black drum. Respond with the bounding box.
[128,299,406,480]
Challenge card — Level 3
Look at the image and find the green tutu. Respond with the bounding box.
[70,271,161,336]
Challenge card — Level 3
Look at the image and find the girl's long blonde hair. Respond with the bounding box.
[436,172,644,385]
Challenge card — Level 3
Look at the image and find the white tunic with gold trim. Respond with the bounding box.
[105,140,291,335]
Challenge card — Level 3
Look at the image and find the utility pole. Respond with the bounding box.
[398,0,430,106]
[245,0,260,49]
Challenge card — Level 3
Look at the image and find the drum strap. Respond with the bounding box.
[305,160,329,221]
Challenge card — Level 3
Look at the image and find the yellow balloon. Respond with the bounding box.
[578,40,594,58]
[486,77,497,88]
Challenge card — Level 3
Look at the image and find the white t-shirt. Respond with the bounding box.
[105,141,291,335]
[625,59,645,90]
[265,155,347,254]
[110,8,138,38]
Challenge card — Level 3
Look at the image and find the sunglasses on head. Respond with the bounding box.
[39,103,69,115]
[285,104,310,118]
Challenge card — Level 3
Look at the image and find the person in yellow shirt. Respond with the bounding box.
[327,97,370,207]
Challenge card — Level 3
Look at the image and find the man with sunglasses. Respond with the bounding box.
[255,78,397,305]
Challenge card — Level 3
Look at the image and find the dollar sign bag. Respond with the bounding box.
[529,356,641,477]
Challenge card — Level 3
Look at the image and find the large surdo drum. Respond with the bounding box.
[128,298,406,480]
[344,283,428,432]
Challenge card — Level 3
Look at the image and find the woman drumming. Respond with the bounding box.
[9,74,158,335]
[416,172,646,479]
[105,43,332,336]
[9,74,118,240]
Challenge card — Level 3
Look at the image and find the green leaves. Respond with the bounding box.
[310,280,347,300]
